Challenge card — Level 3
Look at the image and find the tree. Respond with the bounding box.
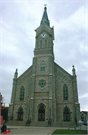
[0,92,8,120]
[1,107,9,120]
[0,92,5,109]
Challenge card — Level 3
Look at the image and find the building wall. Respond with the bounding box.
[10,66,32,121]
[54,62,76,124]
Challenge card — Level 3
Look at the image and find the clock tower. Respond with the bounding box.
[30,6,56,121]
[34,6,54,57]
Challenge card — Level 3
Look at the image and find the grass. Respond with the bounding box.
[52,129,87,134]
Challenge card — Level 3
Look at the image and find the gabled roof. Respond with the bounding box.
[18,65,32,80]
[54,62,72,77]
[40,6,50,27]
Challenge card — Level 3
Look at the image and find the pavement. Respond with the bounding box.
[0,125,88,135]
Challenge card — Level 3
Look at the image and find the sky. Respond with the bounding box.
[0,0,88,111]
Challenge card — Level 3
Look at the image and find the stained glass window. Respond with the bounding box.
[39,80,46,88]
[40,40,42,48]
[45,40,47,47]
[40,61,45,75]
[20,86,24,101]
[63,84,68,100]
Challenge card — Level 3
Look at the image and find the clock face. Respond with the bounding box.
[41,33,47,38]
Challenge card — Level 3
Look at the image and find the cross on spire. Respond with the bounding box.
[44,4,47,10]
[44,4,47,7]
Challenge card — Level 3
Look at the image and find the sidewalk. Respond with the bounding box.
[1,127,57,135]
[1,125,88,135]
[6,125,87,130]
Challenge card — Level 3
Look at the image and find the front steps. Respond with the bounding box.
[6,120,74,127]
[6,120,60,127]
[30,121,60,127]
[6,120,26,126]
[29,121,48,127]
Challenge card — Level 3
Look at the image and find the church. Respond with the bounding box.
[8,6,80,126]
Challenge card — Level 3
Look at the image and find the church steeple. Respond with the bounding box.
[34,5,54,57]
[40,5,50,27]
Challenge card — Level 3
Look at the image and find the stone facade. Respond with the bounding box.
[8,6,80,126]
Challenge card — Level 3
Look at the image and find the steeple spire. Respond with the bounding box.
[40,5,50,27]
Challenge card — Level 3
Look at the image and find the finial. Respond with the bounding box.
[72,65,76,76]
[44,4,47,10]
[14,68,18,79]
[72,65,74,69]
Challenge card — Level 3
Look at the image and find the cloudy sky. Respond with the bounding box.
[0,0,88,111]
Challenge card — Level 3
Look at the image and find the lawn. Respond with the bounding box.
[52,129,87,134]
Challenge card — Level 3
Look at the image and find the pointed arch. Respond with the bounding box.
[40,61,45,75]
[37,103,46,109]
[63,84,68,100]
[63,107,70,121]
[20,86,25,101]
[17,107,23,120]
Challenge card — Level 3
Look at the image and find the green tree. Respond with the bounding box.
[1,107,9,120]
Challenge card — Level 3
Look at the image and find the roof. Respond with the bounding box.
[40,6,50,27]
[81,111,88,115]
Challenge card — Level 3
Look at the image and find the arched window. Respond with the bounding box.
[63,107,70,121]
[40,40,42,48]
[45,40,47,47]
[40,61,45,75]
[17,107,23,120]
[20,86,24,101]
[63,84,68,100]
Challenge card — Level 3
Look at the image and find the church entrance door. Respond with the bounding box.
[38,104,45,121]
[18,112,23,120]
[17,108,23,121]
